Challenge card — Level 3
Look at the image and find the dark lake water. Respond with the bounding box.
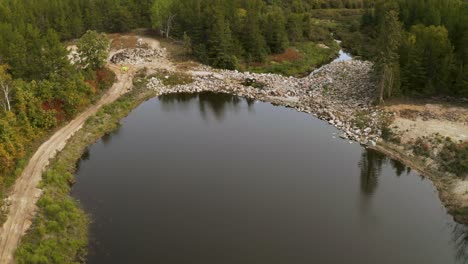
[72,92,468,264]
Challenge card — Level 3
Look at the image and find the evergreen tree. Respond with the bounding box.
[242,0,268,62]
[263,6,289,53]
[374,3,402,102]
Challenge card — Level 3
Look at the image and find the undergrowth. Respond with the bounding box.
[151,69,194,86]
[247,41,339,77]
[439,140,468,176]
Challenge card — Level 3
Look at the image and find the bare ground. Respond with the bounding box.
[385,102,468,143]
[0,36,169,264]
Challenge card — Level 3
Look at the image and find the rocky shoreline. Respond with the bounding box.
[116,39,467,225]
[147,59,388,147]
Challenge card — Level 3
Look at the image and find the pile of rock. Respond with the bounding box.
[111,47,165,65]
[305,60,375,103]
[147,59,383,146]
[147,77,163,90]
[220,70,302,95]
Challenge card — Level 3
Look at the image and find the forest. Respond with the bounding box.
[0,0,368,196]
[363,0,468,100]
[0,0,465,262]
[0,0,467,220]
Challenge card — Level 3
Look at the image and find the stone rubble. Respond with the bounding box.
[111,43,166,65]
[147,59,388,146]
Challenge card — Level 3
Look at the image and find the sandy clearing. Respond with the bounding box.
[385,103,468,144]
[393,118,468,143]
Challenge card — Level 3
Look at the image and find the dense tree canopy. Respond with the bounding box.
[365,0,468,98]
[160,0,366,67]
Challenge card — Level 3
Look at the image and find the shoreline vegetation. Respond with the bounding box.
[16,68,468,262]
[0,68,116,222]
[14,49,467,261]
[15,79,156,263]
[372,142,468,223]
[0,0,465,262]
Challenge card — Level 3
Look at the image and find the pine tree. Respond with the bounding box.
[207,5,236,69]
[374,4,402,102]
[263,6,289,54]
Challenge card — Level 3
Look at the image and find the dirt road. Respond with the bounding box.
[0,53,135,264]
[0,34,173,263]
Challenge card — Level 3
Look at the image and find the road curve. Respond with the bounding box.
[0,64,133,264]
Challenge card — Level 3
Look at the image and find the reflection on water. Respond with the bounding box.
[359,148,468,262]
[334,49,353,62]
[333,40,353,62]
[76,147,91,171]
[160,92,249,121]
[453,224,468,263]
[101,125,121,146]
[359,149,412,195]
[72,92,468,264]
[359,149,385,195]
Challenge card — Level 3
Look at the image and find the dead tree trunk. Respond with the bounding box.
[165,14,177,38]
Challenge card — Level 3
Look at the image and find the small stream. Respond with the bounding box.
[333,40,352,62]
[72,92,468,264]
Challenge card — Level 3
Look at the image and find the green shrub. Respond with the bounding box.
[412,137,431,157]
[353,110,371,129]
[248,41,339,77]
[439,141,468,177]
[241,78,265,89]
[380,117,400,143]
[151,70,194,86]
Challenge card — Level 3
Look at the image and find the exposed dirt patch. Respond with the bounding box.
[108,33,139,50]
[380,100,468,223]
[385,103,468,144]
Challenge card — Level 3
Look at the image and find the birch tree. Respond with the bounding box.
[151,0,176,38]
[0,64,13,112]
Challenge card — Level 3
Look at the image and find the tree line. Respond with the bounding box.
[0,11,112,197]
[367,0,468,100]
[0,0,466,194]
[0,0,367,190]
[152,0,367,69]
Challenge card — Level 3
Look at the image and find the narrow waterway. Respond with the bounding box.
[72,92,468,264]
[333,40,352,62]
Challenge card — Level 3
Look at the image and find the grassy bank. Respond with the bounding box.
[15,78,155,263]
[246,41,339,77]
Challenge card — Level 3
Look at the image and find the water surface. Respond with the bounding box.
[72,92,468,264]
[333,40,352,62]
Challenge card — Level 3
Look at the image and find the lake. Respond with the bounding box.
[72,92,468,264]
